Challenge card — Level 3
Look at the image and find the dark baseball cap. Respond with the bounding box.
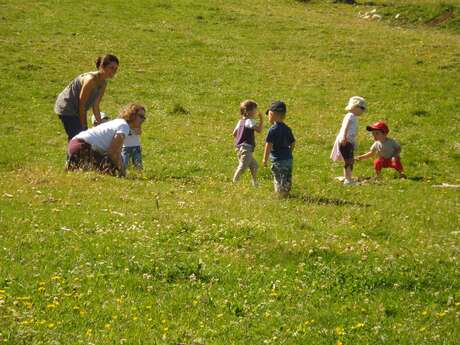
[265,100,287,115]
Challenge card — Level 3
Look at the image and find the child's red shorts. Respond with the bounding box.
[374,157,403,172]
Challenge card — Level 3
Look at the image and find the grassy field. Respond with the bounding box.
[0,0,459,344]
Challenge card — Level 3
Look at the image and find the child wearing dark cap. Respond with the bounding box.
[262,101,295,198]
[356,120,405,178]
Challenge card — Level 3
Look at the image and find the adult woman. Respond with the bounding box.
[67,103,146,177]
[55,54,119,141]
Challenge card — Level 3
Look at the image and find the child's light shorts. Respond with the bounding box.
[271,159,292,193]
[236,144,258,171]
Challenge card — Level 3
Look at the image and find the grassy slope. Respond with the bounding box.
[0,0,459,344]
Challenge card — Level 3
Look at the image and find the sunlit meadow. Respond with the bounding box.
[0,0,459,344]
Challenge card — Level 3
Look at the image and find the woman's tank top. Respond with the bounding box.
[54,72,107,117]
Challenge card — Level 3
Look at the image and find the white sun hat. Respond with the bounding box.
[345,96,367,112]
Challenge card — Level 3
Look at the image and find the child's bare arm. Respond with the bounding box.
[356,151,374,161]
[132,127,142,135]
[232,125,238,137]
[254,112,264,133]
[262,143,272,166]
[341,120,350,145]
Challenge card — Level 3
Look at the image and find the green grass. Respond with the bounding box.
[356,0,460,33]
[0,0,459,344]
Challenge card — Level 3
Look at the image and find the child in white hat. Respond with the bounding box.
[330,96,367,185]
[91,112,110,126]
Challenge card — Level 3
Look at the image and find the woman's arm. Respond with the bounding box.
[263,142,273,166]
[107,133,126,176]
[92,83,107,124]
[79,76,97,128]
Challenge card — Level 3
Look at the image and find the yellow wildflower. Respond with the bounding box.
[436,311,447,317]
[335,326,344,336]
[17,296,31,301]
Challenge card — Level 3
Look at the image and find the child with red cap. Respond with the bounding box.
[356,120,405,178]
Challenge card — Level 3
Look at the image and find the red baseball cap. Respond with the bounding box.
[366,120,389,134]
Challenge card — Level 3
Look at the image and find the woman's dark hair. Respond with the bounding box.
[95,54,119,69]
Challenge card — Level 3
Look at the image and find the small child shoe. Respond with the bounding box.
[343,179,356,185]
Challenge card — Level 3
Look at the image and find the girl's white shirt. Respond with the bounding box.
[338,112,358,144]
[233,118,257,131]
[330,112,358,161]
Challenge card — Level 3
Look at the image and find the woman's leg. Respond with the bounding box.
[59,116,83,142]
[67,138,91,170]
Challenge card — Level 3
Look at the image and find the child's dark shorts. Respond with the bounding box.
[339,142,354,169]
[339,142,354,160]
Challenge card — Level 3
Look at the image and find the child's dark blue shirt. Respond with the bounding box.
[266,122,295,161]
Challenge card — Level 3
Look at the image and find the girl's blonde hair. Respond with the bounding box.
[240,99,258,117]
[119,103,145,123]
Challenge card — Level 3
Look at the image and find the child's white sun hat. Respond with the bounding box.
[345,96,367,112]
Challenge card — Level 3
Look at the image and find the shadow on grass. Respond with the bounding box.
[406,175,425,182]
[290,193,371,207]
